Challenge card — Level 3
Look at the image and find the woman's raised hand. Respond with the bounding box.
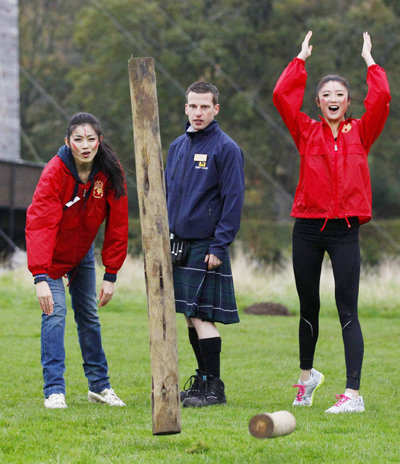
[361,32,375,67]
[297,31,313,61]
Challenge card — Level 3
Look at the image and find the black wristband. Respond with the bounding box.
[103,272,117,283]
[34,274,48,285]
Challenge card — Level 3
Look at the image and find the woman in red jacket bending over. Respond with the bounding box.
[273,32,390,413]
[26,113,128,409]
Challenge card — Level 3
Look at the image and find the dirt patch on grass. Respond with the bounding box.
[243,302,294,316]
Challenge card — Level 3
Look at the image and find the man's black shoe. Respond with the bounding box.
[182,374,227,407]
[180,369,204,402]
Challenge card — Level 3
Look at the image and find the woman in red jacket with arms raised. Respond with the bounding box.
[26,112,129,409]
[273,32,390,413]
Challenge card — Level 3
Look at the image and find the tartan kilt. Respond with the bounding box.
[173,238,240,325]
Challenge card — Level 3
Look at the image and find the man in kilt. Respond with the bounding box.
[165,81,245,407]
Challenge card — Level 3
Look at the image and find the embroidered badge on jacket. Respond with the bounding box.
[342,123,352,133]
[93,180,104,198]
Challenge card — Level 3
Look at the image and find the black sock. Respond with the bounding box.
[188,327,205,372]
[199,337,222,378]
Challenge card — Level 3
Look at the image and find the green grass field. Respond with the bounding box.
[0,258,399,463]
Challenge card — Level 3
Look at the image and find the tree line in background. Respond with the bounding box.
[19,0,400,220]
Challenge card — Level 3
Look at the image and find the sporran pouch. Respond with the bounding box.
[170,233,191,266]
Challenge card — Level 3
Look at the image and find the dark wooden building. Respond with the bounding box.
[0,160,45,251]
[0,1,45,252]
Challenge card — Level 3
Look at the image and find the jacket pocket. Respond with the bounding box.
[59,215,80,230]
[85,215,104,227]
[208,203,213,222]
[346,143,366,156]
[207,201,221,228]
[306,145,328,156]
[86,194,107,224]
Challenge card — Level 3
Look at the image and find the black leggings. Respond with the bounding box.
[292,218,364,390]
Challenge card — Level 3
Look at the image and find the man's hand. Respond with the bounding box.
[98,280,115,308]
[205,253,222,270]
[36,281,54,315]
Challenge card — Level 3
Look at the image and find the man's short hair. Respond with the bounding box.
[186,81,219,105]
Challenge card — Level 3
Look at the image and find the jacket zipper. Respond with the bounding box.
[334,141,338,218]
[181,140,192,192]
[335,128,351,227]
[172,134,193,181]
[68,186,87,286]
[174,139,193,227]
[77,187,87,265]
[171,154,183,181]
[83,188,87,209]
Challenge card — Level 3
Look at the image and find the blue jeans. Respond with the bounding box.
[41,245,110,397]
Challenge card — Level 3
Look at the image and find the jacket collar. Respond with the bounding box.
[318,115,353,127]
[185,119,219,139]
[57,145,102,183]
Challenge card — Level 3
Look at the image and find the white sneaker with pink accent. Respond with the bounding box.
[292,368,324,407]
[325,393,365,413]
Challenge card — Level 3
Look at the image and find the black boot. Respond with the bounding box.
[182,374,227,408]
[180,369,204,402]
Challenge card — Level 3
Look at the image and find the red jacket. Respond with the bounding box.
[26,146,128,280]
[273,58,391,224]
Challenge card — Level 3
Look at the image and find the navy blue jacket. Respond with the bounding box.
[165,120,245,260]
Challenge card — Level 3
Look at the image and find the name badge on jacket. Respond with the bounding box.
[194,153,208,169]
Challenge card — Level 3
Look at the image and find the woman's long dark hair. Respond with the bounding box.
[66,112,126,199]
